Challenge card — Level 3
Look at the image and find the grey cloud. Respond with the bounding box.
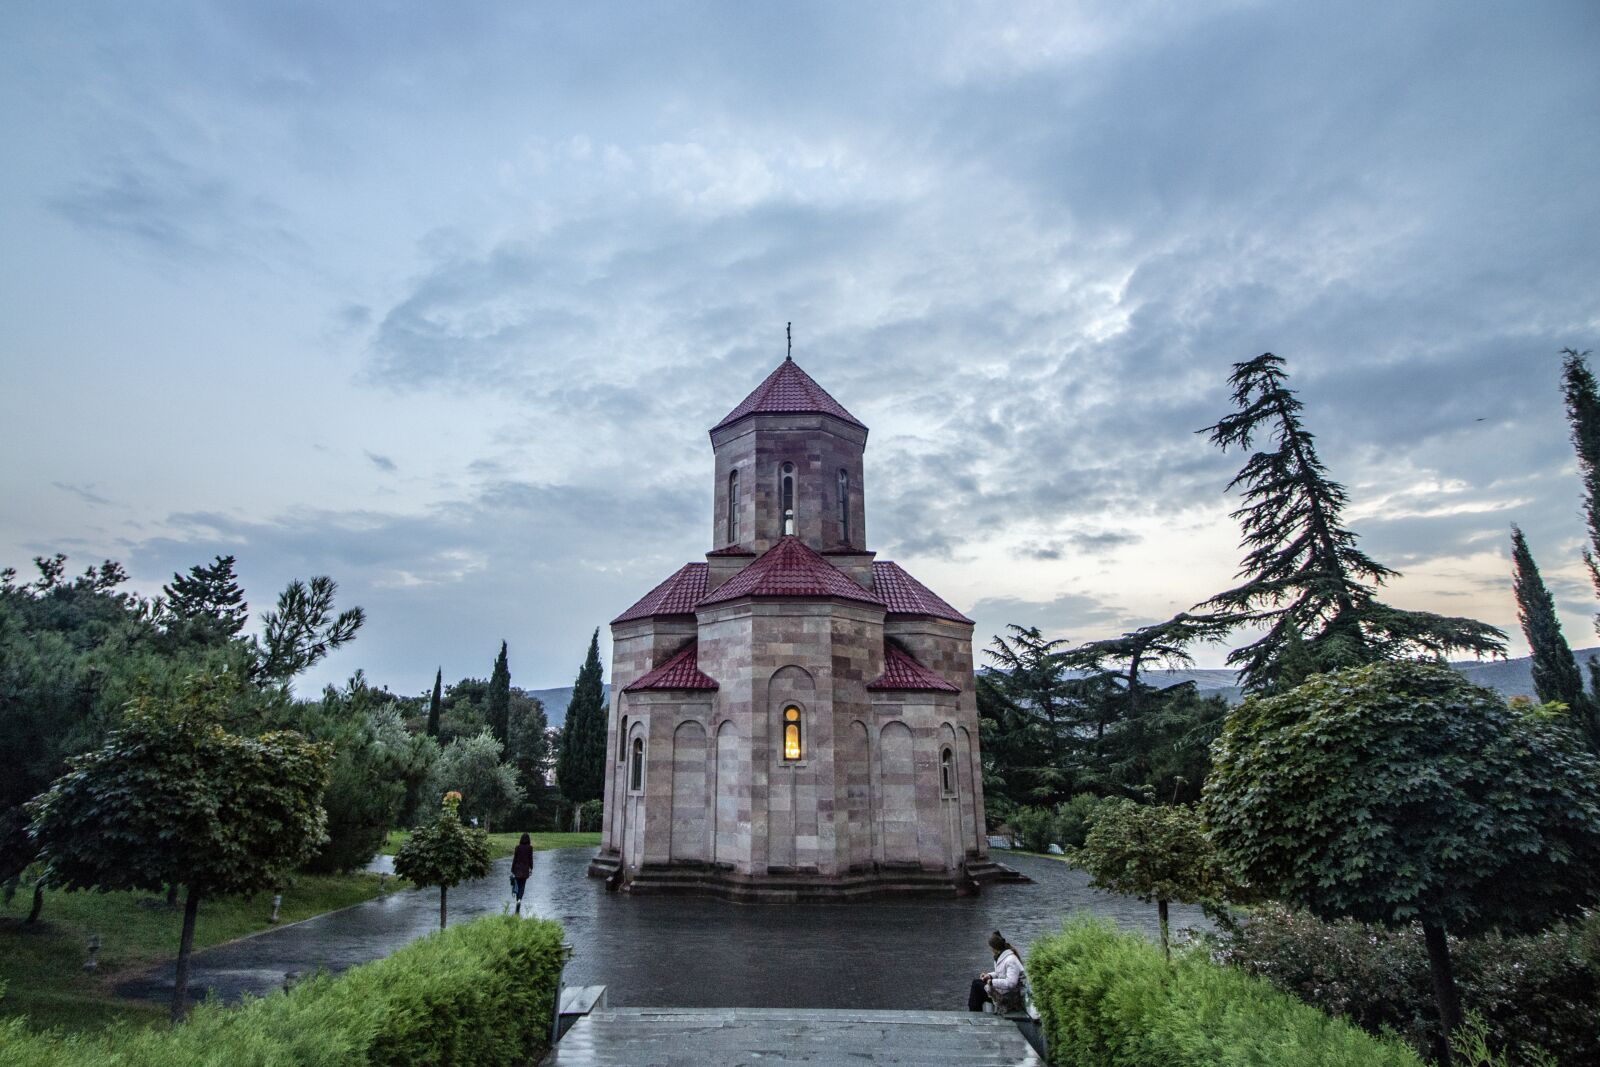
[966,592,1129,650]
[51,482,117,507]
[364,451,397,473]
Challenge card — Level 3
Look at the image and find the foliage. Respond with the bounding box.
[426,667,443,737]
[1073,800,1222,958]
[506,690,553,826]
[1008,805,1056,853]
[1204,661,1600,1048]
[1027,916,1423,1067]
[487,641,511,745]
[384,829,599,861]
[1510,525,1600,754]
[977,625,1075,808]
[577,798,604,832]
[1198,353,1504,693]
[556,628,607,806]
[1054,793,1105,851]
[156,554,247,650]
[1560,347,1600,619]
[255,576,365,683]
[425,730,523,833]
[393,793,492,928]
[1216,904,1600,1066]
[0,914,567,1067]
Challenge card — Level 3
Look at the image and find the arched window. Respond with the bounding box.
[618,716,628,762]
[630,737,644,791]
[941,747,955,794]
[783,705,802,761]
[726,469,739,544]
[836,469,849,541]
[779,462,796,536]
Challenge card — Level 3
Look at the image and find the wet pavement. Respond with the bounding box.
[120,849,1210,1010]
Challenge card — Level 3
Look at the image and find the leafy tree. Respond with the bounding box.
[158,554,247,650]
[255,576,365,683]
[393,791,492,929]
[556,629,607,810]
[1072,798,1222,959]
[1203,661,1600,1064]
[427,730,523,833]
[28,671,330,1020]
[1559,348,1600,615]
[508,690,553,826]
[1199,353,1504,692]
[977,625,1077,811]
[426,667,443,738]
[487,641,511,746]
[1511,526,1600,753]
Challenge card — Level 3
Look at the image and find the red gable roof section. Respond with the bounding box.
[624,641,719,692]
[868,643,960,692]
[698,536,886,609]
[611,563,708,624]
[871,561,973,624]
[710,357,866,433]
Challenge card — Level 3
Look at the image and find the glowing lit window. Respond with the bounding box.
[783,705,802,760]
[941,747,954,794]
[630,737,644,791]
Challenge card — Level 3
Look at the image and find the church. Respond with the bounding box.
[589,351,1020,899]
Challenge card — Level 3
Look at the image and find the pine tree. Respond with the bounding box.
[487,641,511,746]
[1200,353,1504,692]
[1559,348,1600,619]
[557,629,607,807]
[160,555,248,648]
[426,668,443,738]
[1511,525,1586,708]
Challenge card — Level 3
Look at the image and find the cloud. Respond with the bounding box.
[51,482,117,507]
[364,451,397,473]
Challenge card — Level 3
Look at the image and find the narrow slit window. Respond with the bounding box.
[780,463,796,536]
[618,716,628,762]
[783,705,802,761]
[837,469,849,541]
[726,469,739,544]
[630,737,644,791]
[941,747,954,794]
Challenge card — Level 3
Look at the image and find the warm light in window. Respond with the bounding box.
[783,706,802,760]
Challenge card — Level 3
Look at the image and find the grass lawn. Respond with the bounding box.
[0,870,386,1034]
[382,829,600,860]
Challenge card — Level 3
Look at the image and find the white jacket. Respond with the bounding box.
[989,948,1023,995]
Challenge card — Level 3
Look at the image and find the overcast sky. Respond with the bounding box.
[3,2,1598,696]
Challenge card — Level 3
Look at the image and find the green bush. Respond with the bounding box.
[1009,806,1056,852]
[0,915,565,1066]
[1219,904,1599,1065]
[1028,916,1423,1067]
[1052,794,1103,851]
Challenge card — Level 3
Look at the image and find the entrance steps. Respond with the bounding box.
[540,1007,1044,1066]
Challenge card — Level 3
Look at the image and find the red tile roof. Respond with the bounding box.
[623,641,719,692]
[612,563,708,624]
[871,561,973,624]
[868,643,960,692]
[710,357,866,433]
[697,536,886,609]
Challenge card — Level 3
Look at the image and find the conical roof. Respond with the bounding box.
[711,356,865,433]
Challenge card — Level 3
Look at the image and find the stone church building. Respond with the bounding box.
[589,353,1019,899]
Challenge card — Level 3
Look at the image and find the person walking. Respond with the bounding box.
[510,833,534,914]
[967,930,1025,1013]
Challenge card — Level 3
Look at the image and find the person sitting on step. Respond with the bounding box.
[967,930,1025,1013]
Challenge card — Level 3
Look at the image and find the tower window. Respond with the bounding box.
[630,737,644,791]
[726,469,740,544]
[783,705,802,761]
[837,469,849,541]
[780,462,796,536]
[941,747,954,795]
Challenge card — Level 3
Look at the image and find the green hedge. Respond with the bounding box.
[1,915,565,1066]
[1028,916,1423,1067]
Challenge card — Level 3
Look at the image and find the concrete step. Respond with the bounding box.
[541,1006,1044,1066]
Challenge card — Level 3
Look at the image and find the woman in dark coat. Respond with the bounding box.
[510,833,534,913]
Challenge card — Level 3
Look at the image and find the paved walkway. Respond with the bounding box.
[120,848,1209,1010]
[542,1008,1043,1067]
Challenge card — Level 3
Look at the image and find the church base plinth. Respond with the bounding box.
[585,855,1029,903]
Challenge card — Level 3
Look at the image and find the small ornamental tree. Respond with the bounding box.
[1204,661,1600,1065]
[393,791,492,929]
[1072,798,1221,959]
[28,671,330,1021]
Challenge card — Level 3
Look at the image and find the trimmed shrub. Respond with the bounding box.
[0,914,565,1066]
[1028,915,1423,1067]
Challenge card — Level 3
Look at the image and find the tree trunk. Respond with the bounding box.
[167,882,180,907]
[484,812,491,835]
[26,881,44,923]
[1423,920,1461,1067]
[439,885,447,930]
[1157,899,1171,961]
[171,887,201,1023]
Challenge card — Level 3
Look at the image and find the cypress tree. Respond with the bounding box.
[426,668,442,738]
[557,629,607,806]
[1559,348,1600,617]
[1200,353,1505,692]
[487,641,511,746]
[1511,525,1586,708]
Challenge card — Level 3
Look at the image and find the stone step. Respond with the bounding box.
[541,1006,1044,1066]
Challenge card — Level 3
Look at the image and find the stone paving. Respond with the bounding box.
[119,848,1210,1010]
[542,1008,1043,1066]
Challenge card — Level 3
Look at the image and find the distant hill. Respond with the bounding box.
[528,684,611,728]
